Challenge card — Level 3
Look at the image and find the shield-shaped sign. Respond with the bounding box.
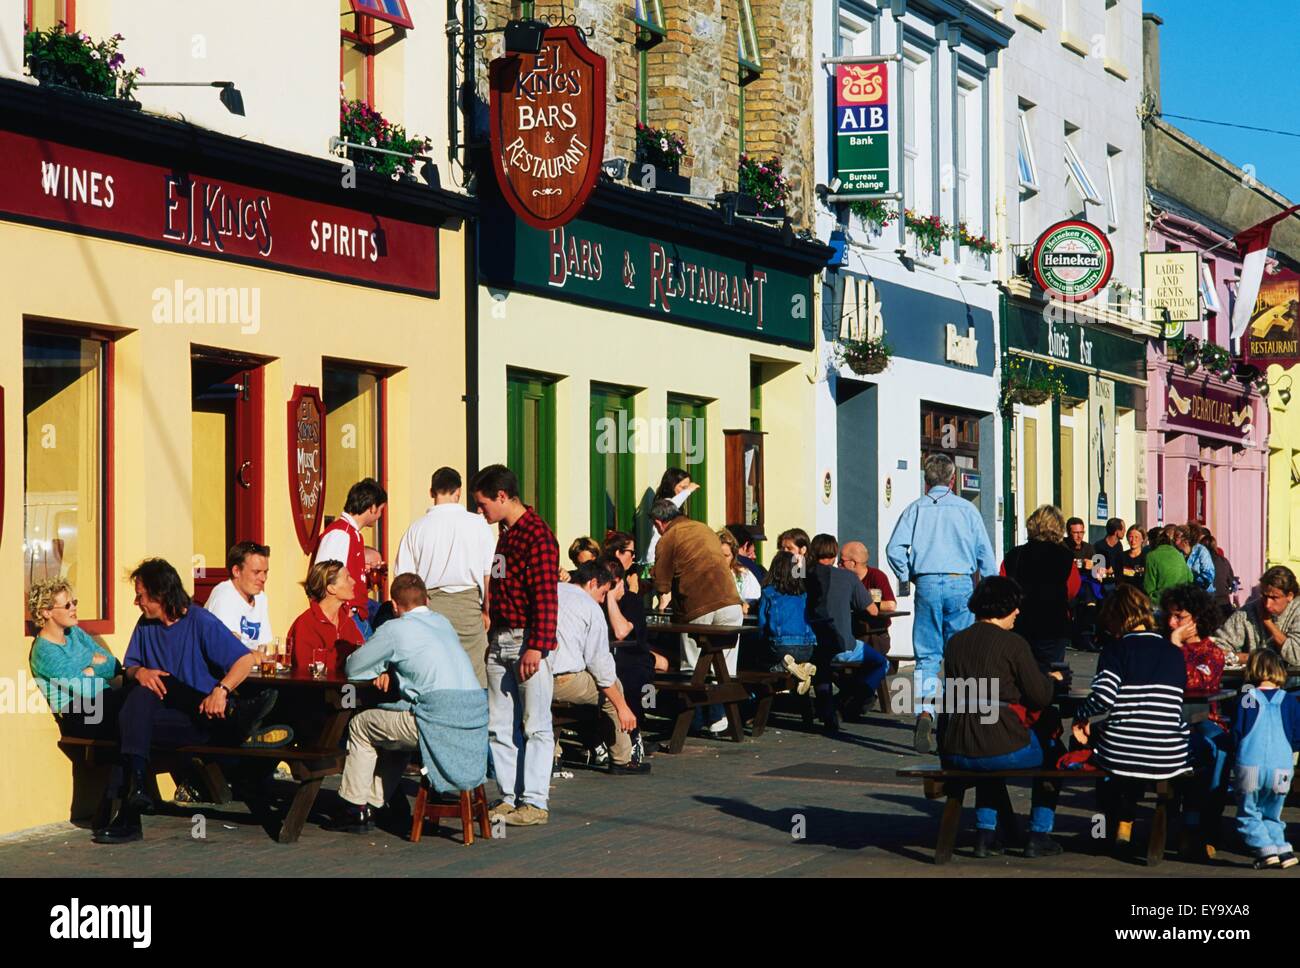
[489,26,607,230]
[287,386,325,554]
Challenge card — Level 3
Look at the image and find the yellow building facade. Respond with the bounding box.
[1266,362,1300,576]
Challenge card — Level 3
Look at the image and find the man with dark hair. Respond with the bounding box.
[471,463,560,827]
[551,561,649,774]
[395,466,496,686]
[94,559,287,844]
[1065,517,1102,653]
[315,477,388,636]
[332,573,488,834]
[205,541,272,650]
[1098,518,1127,585]
[726,523,767,585]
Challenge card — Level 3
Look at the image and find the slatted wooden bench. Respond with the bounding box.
[736,669,805,736]
[58,736,346,843]
[896,766,1177,867]
[831,656,902,716]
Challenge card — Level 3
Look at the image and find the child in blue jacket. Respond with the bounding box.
[1232,649,1300,869]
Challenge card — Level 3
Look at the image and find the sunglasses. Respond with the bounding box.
[52,600,79,609]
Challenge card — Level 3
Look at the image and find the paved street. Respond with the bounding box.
[0,652,1273,878]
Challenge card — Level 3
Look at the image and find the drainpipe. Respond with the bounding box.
[460,0,480,479]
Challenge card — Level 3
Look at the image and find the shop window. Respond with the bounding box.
[590,384,636,540]
[634,0,665,125]
[341,0,376,105]
[24,326,108,629]
[323,363,386,557]
[25,0,73,31]
[921,404,982,509]
[667,394,709,523]
[507,370,557,528]
[1023,415,1039,518]
[347,0,413,30]
[1188,466,1207,525]
[1059,422,1074,515]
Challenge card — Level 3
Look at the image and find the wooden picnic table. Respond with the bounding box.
[646,621,762,753]
[1059,687,1237,726]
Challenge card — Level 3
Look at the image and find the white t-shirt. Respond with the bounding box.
[645,487,693,564]
[394,503,497,597]
[205,579,272,650]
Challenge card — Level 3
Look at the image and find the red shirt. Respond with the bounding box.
[286,600,365,674]
[488,507,559,653]
[1184,636,1228,731]
[313,516,370,614]
[860,567,897,631]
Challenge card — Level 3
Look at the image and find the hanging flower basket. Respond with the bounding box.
[1009,386,1051,406]
[837,336,893,375]
[737,154,791,214]
[1002,356,1066,410]
[24,24,144,101]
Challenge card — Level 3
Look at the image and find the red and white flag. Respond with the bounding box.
[1230,204,1300,340]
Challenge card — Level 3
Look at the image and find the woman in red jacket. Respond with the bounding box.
[287,560,365,674]
[1162,582,1228,862]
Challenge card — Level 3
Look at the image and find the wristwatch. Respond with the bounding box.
[216,683,232,695]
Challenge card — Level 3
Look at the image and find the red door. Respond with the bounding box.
[1187,466,1207,526]
[191,352,264,604]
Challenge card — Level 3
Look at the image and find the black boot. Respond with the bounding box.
[92,800,143,844]
[972,828,1004,858]
[1023,832,1064,858]
[323,802,373,834]
[123,768,155,815]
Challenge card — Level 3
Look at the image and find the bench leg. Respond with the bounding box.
[750,688,773,738]
[724,701,745,743]
[278,779,323,844]
[935,791,964,865]
[475,786,492,840]
[1148,782,1172,867]
[460,791,474,846]
[664,707,694,754]
[410,784,428,844]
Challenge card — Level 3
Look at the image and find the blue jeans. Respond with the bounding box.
[770,643,815,672]
[944,733,1057,834]
[1186,721,1230,832]
[832,641,889,692]
[912,575,974,716]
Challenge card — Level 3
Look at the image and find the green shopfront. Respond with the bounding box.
[1001,293,1151,549]
[476,182,831,557]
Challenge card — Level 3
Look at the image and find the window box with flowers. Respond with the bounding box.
[24,25,144,104]
[735,155,790,219]
[903,209,951,261]
[848,199,896,248]
[836,335,893,376]
[958,222,997,276]
[634,122,690,194]
[340,97,432,181]
[1001,356,1067,410]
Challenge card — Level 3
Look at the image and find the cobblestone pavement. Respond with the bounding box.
[0,650,1275,878]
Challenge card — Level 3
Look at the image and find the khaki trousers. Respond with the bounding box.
[339,707,419,808]
[552,671,633,766]
[428,587,489,688]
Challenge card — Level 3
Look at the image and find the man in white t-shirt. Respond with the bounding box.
[394,466,497,687]
[204,541,272,650]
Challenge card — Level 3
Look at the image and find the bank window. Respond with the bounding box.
[508,370,557,528]
[635,0,666,125]
[25,0,73,31]
[24,326,110,630]
[590,384,636,539]
[323,362,387,557]
[957,73,984,238]
[348,0,413,30]
[667,394,709,524]
[341,0,376,105]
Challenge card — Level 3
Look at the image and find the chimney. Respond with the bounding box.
[1143,13,1163,115]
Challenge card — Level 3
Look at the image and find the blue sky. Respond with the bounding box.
[1146,0,1300,201]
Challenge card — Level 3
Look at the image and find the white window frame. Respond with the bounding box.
[1065,140,1102,205]
[957,74,984,237]
[1018,107,1039,192]
[903,47,933,215]
[1105,148,1120,230]
[1202,262,1221,314]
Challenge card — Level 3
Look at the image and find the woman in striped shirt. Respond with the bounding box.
[1072,584,1190,851]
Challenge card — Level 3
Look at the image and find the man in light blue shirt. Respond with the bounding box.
[886,453,996,753]
[330,573,485,834]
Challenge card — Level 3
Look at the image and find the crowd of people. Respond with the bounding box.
[23,452,1300,867]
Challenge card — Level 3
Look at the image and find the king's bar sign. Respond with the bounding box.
[489,26,606,230]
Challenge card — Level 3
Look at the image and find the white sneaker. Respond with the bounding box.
[707,716,731,734]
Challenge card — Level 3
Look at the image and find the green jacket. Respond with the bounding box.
[1144,544,1193,604]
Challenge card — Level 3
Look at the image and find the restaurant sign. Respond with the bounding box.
[1241,270,1300,369]
[1166,374,1253,440]
[483,216,814,347]
[288,386,326,554]
[833,63,891,195]
[1032,220,1113,302]
[489,26,606,230]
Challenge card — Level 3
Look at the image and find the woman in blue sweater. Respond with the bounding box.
[28,578,122,736]
[757,552,819,693]
[1073,584,1190,852]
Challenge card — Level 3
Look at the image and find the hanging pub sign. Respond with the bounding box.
[1142,250,1200,337]
[288,386,326,554]
[1032,219,1114,302]
[1241,269,1300,369]
[833,62,891,195]
[488,25,606,230]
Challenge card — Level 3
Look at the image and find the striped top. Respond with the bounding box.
[1074,631,1190,779]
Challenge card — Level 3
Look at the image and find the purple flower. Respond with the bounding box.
[109,52,124,69]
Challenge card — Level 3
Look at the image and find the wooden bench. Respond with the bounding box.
[736,669,805,736]
[897,766,1177,867]
[831,656,902,717]
[58,736,346,844]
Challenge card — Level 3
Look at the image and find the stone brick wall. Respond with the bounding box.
[475,0,813,226]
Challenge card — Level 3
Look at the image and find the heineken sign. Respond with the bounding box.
[1032,220,1114,302]
[833,63,891,195]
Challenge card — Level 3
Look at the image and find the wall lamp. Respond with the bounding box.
[136,80,245,116]
[504,19,548,54]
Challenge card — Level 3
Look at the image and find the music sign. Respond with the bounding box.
[489,26,606,231]
[287,386,325,554]
[834,63,890,195]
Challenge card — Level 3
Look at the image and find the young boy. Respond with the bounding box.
[1232,649,1300,869]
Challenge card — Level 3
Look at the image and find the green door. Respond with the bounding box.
[506,370,556,528]
[590,384,636,540]
[667,394,708,523]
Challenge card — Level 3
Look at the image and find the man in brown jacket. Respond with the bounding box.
[650,499,743,734]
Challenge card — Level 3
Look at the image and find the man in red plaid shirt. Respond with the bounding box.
[470,464,559,827]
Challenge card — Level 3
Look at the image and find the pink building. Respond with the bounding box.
[1145,204,1268,592]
